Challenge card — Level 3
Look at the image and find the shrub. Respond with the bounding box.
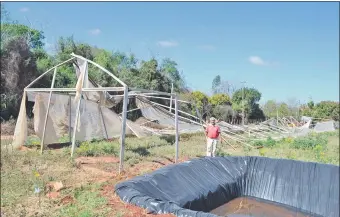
[76,141,97,156]
[290,134,328,150]
[252,137,277,148]
[76,140,119,157]
[265,137,277,147]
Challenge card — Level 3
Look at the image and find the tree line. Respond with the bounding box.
[262,98,339,122]
[1,4,338,123]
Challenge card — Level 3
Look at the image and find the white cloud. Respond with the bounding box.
[19,7,30,12]
[198,45,216,51]
[156,40,179,48]
[89,28,101,35]
[248,56,269,66]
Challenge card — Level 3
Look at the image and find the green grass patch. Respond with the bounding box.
[57,183,110,217]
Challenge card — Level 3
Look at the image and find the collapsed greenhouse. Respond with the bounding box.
[11,53,206,171]
[11,53,338,172]
[10,54,339,217]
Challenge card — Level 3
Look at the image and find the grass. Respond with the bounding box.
[57,183,110,217]
[1,130,339,217]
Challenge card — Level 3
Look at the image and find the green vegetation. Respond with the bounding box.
[262,99,339,121]
[1,128,339,216]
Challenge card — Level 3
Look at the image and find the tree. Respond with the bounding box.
[212,75,221,94]
[249,103,265,120]
[231,87,263,121]
[262,100,277,118]
[0,37,37,117]
[0,6,46,117]
[212,105,234,122]
[278,103,290,117]
[1,23,45,50]
[186,91,211,119]
[209,93,231,107]
[0,9,190,121]
[314,101,339,121]
[307,100,314,110]
[300,100,339,121]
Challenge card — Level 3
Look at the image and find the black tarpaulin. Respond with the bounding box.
[114,157,339,217]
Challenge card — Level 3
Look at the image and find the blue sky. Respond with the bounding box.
[4,2,339,105]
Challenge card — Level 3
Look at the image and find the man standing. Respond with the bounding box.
[205,117,221,157]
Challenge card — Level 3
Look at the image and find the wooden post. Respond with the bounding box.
[119,85,129,174]
[40,67,58,154]
[174,94,179,163]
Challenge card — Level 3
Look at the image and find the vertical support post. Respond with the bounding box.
[71,62,88,157]
[174,94,179,163]
[169,83,174,112]
[69,95,72,144]
[40,67,58,154]
[119,85,129,174]
[71,97,82,157]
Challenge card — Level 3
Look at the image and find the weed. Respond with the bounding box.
[258,148,267,156]
[284,137,294,144]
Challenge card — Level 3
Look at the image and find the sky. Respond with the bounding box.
[4,2,340,105]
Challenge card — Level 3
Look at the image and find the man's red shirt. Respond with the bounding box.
[206,125,221,139]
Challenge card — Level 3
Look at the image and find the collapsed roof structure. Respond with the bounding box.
[12,53,204,172]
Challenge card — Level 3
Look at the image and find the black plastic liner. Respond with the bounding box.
[115,157,339,217]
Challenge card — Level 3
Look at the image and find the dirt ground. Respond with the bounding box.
[79,155,186,217]
[61,154,189,217]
